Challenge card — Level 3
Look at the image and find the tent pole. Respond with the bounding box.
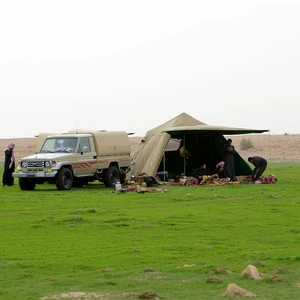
[183,133,186,175]
[268,130,273,173]
[163,151,166,181]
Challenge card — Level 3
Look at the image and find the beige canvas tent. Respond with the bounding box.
[131,112,268,179]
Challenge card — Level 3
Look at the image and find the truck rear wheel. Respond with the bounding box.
[103,166,120,187]
[19,178,36,190]
[56,167,73,190]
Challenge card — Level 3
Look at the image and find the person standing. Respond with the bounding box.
[223,139,236,181]
[2,142,15,187]
[248,156,268,183]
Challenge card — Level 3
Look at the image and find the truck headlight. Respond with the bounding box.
[44,161,50,168]
[21,161,27,168]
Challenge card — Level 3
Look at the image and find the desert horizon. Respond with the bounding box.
[1,133,299,166]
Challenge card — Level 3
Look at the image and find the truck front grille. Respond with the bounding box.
[27,161,45,168]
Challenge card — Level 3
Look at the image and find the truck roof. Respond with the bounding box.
[36,130,131,155]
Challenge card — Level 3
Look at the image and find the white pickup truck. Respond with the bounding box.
[13,130,132,190]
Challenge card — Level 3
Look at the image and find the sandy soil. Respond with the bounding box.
[0,134,299,164]
[225,133,300,164]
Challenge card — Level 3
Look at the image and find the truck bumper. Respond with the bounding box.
[13,170,58,178]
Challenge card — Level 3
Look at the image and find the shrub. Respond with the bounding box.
[240,138,254,150]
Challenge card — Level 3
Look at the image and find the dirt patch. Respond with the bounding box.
[40,292,110,299]
[40,291,136,299]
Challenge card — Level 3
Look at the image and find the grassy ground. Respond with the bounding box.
[0,164,300,299]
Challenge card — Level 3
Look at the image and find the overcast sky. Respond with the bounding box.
[0,0,299,138]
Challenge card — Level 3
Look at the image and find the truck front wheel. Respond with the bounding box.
[19,178,36,190]
[56,168,73,190]
[103,166,120,187]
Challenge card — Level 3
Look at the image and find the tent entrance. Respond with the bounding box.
[157,133,252,179]
[157,134,224,178]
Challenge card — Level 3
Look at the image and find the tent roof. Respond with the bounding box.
[144,112,205,137]
[164,124,268,135]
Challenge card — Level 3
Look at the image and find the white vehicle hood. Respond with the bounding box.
[21,153,73,160]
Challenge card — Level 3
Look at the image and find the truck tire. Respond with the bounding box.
[19,178,36,190]
[103,166,120,187]
[56,167,73,190]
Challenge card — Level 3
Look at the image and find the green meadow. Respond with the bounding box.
[0,164,300,299]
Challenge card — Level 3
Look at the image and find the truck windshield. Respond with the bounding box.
[40,137,78,153]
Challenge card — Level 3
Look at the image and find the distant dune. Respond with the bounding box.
[1,134,299,164]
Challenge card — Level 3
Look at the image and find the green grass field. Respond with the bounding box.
[0,164,300,299]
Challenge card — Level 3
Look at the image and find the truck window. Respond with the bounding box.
[79,137,91,153]
[64,138,78,153]
[40,137,78,153]
[40,138,56,152]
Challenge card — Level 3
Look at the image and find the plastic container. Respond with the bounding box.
[115,181,122,191]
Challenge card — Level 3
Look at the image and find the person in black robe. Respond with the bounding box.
[191,163,208,184]
[248,156,268,182]
[2,142,15,187]
[223,139,236,181]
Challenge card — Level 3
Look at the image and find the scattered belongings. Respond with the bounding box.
[143,176,161,187]
[119,185,168,194]
[126,171,276,188]
[179,175,240,186]
[128,173,160,186]
[258,174,277,184]
[179,176,199,186]
[222,283,256,297]
[235,175,252,182]
[129,174,146,184]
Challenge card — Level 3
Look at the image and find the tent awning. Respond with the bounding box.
[163,125,269,135]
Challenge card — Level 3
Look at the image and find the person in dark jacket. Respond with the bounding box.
[191,163,208,184]
[223,139,236,181]
[2,142,15,187]
[248,156,268,182]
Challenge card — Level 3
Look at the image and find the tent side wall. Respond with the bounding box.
[131,133,170,177]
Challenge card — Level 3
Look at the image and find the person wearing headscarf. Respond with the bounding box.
[223,139,236,181]
[2,142,15,187]
[214,161,225,178]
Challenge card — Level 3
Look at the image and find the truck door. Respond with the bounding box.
[75,137,97,176]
